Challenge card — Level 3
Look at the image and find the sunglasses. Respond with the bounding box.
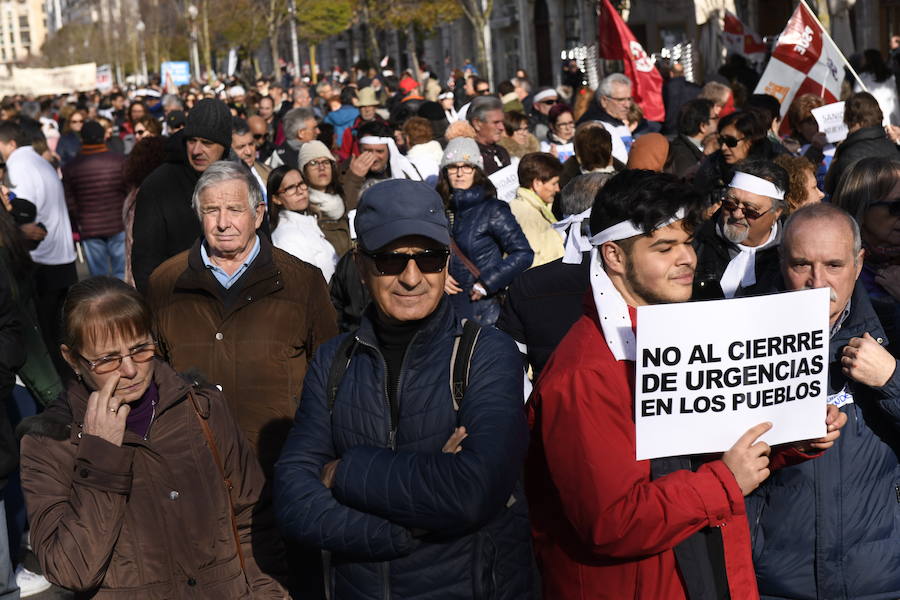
[722,198,772,220]
[476,88,490,95]
[541,99,557,106]
[718,134,745,148]
[361,249,450,275]
[253,133,267,139]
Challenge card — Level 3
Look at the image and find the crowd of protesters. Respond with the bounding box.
[0,44,890,600]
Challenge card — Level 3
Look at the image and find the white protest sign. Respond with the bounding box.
[489,160,519,202]
[811,102,848,144]
[635,288,829,460]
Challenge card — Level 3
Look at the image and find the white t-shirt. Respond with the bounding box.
[7,146,76,265]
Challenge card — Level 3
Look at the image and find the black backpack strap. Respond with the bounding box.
[327,333,358,413]
[450,319,482,411]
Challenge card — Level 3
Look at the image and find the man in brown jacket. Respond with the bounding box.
[148,160,337,475]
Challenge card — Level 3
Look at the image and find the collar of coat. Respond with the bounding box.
[355,296,461,352]
[176,234,280,296]
[516,187,557,225]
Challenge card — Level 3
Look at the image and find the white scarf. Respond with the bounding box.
[308,189,345,220]
[358,136,422,181]
[588,208,686,361]
[718,221,779,299]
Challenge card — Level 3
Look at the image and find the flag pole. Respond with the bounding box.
[799,1,868,92]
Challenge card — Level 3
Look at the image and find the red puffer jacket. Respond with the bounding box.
[62,144,127,239]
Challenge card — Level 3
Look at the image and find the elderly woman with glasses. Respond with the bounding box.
[18,277,289,599]
[435,137,532,326]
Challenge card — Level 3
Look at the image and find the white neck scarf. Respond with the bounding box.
[359,136,423,181]
[552,208,592,264]
[308,188,345,220]
[588,208,686,361]
[718,221,779,299]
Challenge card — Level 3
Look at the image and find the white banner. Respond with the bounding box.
[0,63,98,96]
[488,161,519,202]
[635,288,829,460]
[811,101,848,143]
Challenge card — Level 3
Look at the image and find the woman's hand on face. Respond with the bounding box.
[83,373,130,447]
[444,273,463,295]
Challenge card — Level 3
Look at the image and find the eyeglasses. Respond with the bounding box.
[278,182,307,196]
[70,119,84,124]
[253,133,267,140]
[718,134,746,148]
[476,88,490,95]
[446,164,475,175]
[79,342,156,375]
[603,95,632,104]
[306,158,331,169]
[721,197,772,220]
[361,249,450,275]
[555,120,575,128]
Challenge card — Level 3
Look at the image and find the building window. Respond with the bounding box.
[20,31,28,43]
[17,15,26,29]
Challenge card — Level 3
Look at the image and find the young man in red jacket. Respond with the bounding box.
[525,170,846,600]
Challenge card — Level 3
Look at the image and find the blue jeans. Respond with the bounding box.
[82,232,126,280]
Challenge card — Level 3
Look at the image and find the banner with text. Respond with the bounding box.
[0,63,97,96]
[635,288,829,460]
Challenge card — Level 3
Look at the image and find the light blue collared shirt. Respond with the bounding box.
[200,235,261,289]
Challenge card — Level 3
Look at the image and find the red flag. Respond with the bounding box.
[598,0,665,122]
[753,2,849,133]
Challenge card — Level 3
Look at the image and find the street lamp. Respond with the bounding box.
[136,20,148,85]
[187,4,201,82]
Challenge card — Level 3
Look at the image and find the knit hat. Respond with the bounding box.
[440,136,483,170]
[625,133,669,172]
[182,98,232,148]
[357,87,380,107]
[81,121,105,145]
[297,140,336,171]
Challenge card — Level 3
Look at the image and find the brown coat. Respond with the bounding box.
[19,361,289,599]
[147,236,337,472]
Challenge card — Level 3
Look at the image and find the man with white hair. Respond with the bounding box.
[147,160,336,475]
[693,159,788,300]
[748,202,900,600]
[266,106,319,169]
[469,95,511,175]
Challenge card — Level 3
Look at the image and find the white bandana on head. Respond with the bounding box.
[359,136,423,181]
[589,208,686,361]
[552,208,593,264]
[718,171,782,298]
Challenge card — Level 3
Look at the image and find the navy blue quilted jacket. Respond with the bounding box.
[747,283,900,600]
[447,186,533,326]
[274,299,534,599]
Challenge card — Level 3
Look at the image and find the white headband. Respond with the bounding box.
[438,92,454,100]
[533,89,558,103]
[553,208,593,264]
[589,208,686,246]
[729,172,784,200]
[359,136,392,145]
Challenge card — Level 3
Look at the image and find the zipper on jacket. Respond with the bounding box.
[895,484,900,504]
[355,338,396,450]
[143,399,157,441]
[382,561,391,600]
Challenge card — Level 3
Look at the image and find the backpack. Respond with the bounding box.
[326,319,482,413]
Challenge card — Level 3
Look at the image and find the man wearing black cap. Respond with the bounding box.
[131,98,232,293]
[62,120,127,278]
[275,179,534,599]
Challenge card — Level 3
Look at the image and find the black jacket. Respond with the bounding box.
[692,215,782,301]
[0,272,23,484]
[667,134,705,180]
[329,252,370,334]
[131,132,202,294]
[824,126,900,195]
[496,255,590,378]
[662,77,701,135]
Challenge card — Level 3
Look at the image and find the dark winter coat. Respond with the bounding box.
[447,186,533,326]
[496,254,590,378]
[18,361,289,598]
[274,298,533,600]
[667,134,705,180]
[747,282,900,600]
[692,214,782,300]
[824,126,900,195]
[62,144,127,239]
[0,271,22,483]
[130,131,202,294]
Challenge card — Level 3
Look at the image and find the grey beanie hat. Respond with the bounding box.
[182,98,232,148]
[439,137,484,170]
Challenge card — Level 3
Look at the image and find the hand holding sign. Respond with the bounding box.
[841,332,896,388]
[722,422,772,496]
[793,404,846,452]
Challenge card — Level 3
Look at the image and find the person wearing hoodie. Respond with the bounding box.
[323,87,359,150]
[130,99,232,293]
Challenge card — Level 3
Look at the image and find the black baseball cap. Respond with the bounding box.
[355,180,450,251]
